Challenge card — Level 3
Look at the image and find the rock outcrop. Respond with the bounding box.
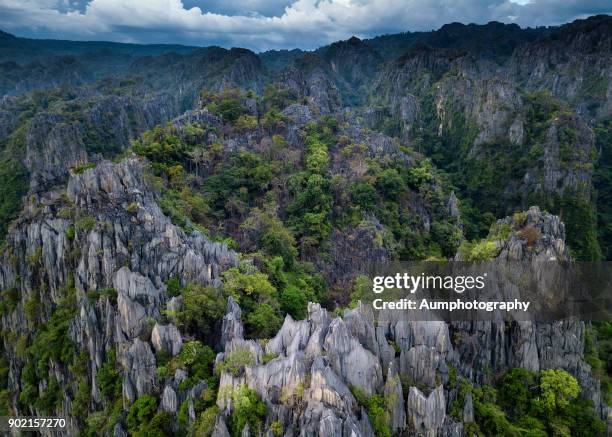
[210,205,606,436]
[0,157,237,434]
[407,386,446,436]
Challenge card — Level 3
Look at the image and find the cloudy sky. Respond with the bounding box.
[0,0,610,51]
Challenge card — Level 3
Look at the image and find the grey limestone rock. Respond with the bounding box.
[212,415,231,437]
[113,423,128,437]
[161,385,178,413]
[400,345,441,389]
[221,297,244,348]
[323,317,383,396]
[116,291,147,339]
[282,104,313,126]
[122,339,156,402]
[343,301,378,355]
[495,206,569,262]
[151,323,183,356]
[406,385,446,437]
[304,303,331,359]
[265,314,310,357]
[384,361,406,432]
[376,326,396,376]
[462,391,474,423]
[245,352,307,405]
[306,356,357,414]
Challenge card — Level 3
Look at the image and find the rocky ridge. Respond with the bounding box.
[0,157,236,434]
[208,211,606,436]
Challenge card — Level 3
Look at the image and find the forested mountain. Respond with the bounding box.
[0,14,611,436]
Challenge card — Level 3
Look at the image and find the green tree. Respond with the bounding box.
[350,387,390,437]
[177,284,226,340]
[132,124,187,166]
[348,181,379,211]
[279,285,308,320]
[305,137,330,173]
[214,98,246,123]
[231,385,266,437]
[127,395,158,433]
[263,84,297,110]
[407,159,435,189]
[176,341,216,388]
[242,208,299,268]
[565,398,606,437]
[195,406,220,436]
[245,303,282,338]
[375,168,406,199]
[141,412,173,437]
[35,377,61,414]
[235,115,258,131]
[431,221,462,258]
[217,349,255,377]
[71,380,90,418]
[498,368,536,418]
[538,369,580,415]
[367,395,391,437]
[288,172,333,243]
[165,277,181,297]
[349,275,373,308]
[260,221,298,268]
[222,269,276,303]
[96,349,121,400]
[559,193,602,261]
[0,159,28,242]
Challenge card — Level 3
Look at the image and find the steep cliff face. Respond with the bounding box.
[371,45,457,129]
[435,66,595,198]
[0,88,161,182]
[508,15,612,119]
[277,60,342,116]
[364,18,611,255]
[371,40,598,202]
[365,25,607,260]
[371,15,611,127]
[451,208,601,407]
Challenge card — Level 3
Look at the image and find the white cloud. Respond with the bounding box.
[0,0,609,51]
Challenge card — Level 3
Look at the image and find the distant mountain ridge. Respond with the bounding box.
[0,16,595,71]
[1,15,608,103]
